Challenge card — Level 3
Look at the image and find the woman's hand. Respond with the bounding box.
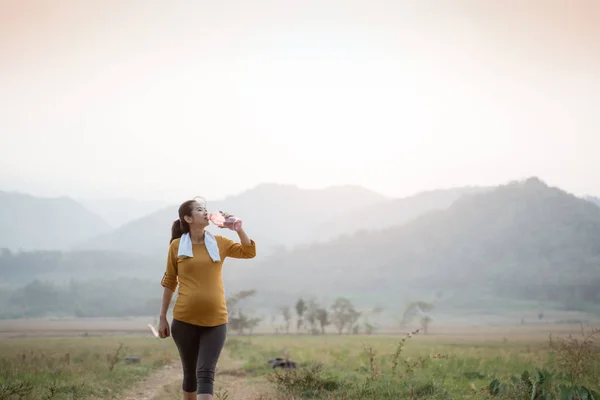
[219,211,251,245]
[218,211,237,230]
[219,211,234,220]
[158,316,170,338]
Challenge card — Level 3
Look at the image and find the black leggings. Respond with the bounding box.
[171,319,227,394]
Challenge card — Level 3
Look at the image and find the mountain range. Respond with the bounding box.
[0,191,111,251]
[230,178,600,312]
[78,197,171,228]
[2,180,599,258]
[1,183,491,255]
[2,177,600,318]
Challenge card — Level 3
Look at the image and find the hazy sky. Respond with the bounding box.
[1,0,599,202]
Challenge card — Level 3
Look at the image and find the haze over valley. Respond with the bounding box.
[2,177,599,329]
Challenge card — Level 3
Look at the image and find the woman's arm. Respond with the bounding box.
[158,287,174,338]
[160,241,179,290]
[158,241,178,338]
[236,227,251,246]
[218,229,256,259]
[159,287,175,318]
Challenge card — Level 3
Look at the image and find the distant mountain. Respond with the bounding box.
[235,178,600,311]
[0,191,111,251]
[75,183,390,255]
[5,178,600,319]
[309,186,489,242]
[79,198,170,228]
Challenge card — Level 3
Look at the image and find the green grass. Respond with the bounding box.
[0,336,177,400]
[225,330,600,399]
[1,326,598,400]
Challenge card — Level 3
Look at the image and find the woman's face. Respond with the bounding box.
[184,200,209,228]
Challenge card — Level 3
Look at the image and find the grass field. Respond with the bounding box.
[0,335,176,400]
[0,320,598,399]
[223,327,600,399]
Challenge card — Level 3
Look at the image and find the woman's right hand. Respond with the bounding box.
[158,316,170,338]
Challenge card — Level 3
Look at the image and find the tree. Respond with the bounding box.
[247,317,261,336]
[347,308,361,335]
[402,301,434,334]
[362,306,384,335]
[281,306,292,334]
[316,308,330,335]
[330,297,359,335]
[305,298,320,335]
[226,289,258,335]
[295,298,307,333]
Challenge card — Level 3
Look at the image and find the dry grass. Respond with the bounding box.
[0,320,598,400]
[0,336,175,399]
[224,325,600,399]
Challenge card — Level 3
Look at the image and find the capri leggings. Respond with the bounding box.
[171,319,227,395]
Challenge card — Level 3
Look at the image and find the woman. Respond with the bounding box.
[158,198,256,400]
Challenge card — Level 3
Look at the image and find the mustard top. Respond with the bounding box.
[161,235,256,326]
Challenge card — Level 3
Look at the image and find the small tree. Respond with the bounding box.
[281,306,292,334]
[316,308,330,334]
[363,306,384,335]
[402,301,434,335]
[347,308,361,334]
[305,298,320,335]
[295,298,307,333]
[226,289,258,335]
[247,317,261,336]
[331,297,359,335]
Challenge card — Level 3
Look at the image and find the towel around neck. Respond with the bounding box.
[178,231,221,262]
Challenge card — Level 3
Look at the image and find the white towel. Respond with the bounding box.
[178,231,221,262]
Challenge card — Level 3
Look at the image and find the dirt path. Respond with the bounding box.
[211,352,276,400]
[119,363,183,400]
[119,351,276,400]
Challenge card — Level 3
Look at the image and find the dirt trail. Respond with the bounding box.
[211,352,275,400]
[118,351,275,400]
[119,363,182,400]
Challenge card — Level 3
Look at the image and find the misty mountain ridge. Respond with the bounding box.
[74,183,391,255]
[232,177,600,312]
[3,177,600,319]
[0,191,111,251]
[74,183,490,256]
[78,197,170,228]
[311,186,490,242]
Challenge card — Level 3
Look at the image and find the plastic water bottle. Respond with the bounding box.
[207,212,243,231]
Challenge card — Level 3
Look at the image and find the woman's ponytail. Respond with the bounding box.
[170,219,183,243]
[170,200,195,243]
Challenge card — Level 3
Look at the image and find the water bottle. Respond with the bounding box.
[207,212,243,231]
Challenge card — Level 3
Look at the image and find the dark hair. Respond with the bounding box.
[170,200,196,243]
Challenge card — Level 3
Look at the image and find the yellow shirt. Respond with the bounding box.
[160,235,256,327]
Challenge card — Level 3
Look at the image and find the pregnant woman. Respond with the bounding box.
[157,198,256,400]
